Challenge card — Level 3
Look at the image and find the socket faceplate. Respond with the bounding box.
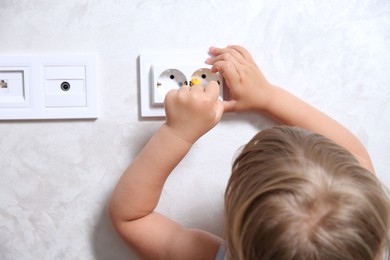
[139,51,223,118]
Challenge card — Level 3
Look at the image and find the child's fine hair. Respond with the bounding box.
[225,126,390,260]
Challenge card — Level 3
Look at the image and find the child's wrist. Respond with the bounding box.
[259,85,292,119]
[252,83,277,112]
[160,123,196,147]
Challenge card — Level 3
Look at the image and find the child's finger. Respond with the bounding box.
[207,54,242,72]
[223,100,237,113]
[208,46,223,56]
[174,84,191,102]
[164,89,177,106]
[212,61,240,87]
[178,84,190,93]
[223,47,247,65]
[215,100,225,122]
[190,84,204,93]
[204,81,220,100]
[209,46,240,59]
[206,48,245,65]
[228,45,256,64]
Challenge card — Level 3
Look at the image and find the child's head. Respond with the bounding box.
[225,126,390,260]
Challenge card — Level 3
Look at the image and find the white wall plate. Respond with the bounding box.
[0,54,97,120]
[139,51,224,118]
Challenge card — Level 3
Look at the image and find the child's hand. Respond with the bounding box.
[164,81,224,144]
[207,45,273,112]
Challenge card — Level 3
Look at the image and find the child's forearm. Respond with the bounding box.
[109,124,192,222]
[261,85,374,173]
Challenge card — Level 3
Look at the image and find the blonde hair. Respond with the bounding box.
[225,126,390,260]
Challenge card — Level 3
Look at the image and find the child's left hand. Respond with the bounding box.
[164,81,224,144]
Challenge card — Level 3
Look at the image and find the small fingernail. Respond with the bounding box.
[209,46,219,53]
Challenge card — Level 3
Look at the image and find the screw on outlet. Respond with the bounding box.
[0,80,8,88]
[60,81,71,91]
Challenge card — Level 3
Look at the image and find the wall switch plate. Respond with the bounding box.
[139,51,224,118]
[0,54,97,120]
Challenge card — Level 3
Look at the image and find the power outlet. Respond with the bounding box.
[139,51,224,118]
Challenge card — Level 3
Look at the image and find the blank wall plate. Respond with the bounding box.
[139,51,224,118]
[0,54,97,120]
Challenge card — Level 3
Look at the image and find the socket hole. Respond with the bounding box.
[60,81,71,91]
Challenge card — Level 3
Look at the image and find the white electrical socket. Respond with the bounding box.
[139,51,224,118]
[0,54,97,120]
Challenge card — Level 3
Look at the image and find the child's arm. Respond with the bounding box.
[108,82,224,259]
[207,45,374,173]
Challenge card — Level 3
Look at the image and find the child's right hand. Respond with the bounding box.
[164,81,224,144]
[207,45,274,112]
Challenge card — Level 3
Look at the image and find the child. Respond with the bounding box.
[108,45,390,260]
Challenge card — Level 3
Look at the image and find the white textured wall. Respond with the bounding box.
[1,1,389,259]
